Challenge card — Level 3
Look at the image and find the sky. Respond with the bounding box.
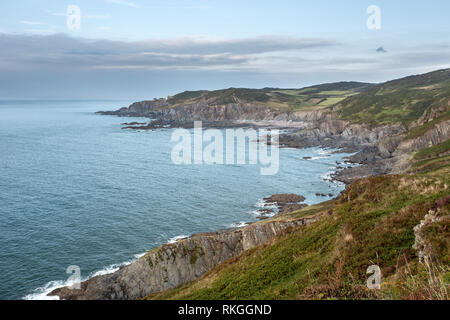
[0,0,449,100]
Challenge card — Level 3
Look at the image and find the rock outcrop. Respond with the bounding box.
[98,98,449,183]
[396,120,450,155]
[49,216,320,300]
[97,101,286,121]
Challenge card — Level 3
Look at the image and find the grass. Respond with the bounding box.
[337,69,450,126]
[142,70,450,300]
[408,140,450,174]
[157,69,449,127]
[146,156,449,300]
[414,140,450,161]
[407,109,450,139]
[164,82,372,112]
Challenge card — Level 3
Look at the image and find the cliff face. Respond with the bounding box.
[98,100,285,121]
[84,71,449,301]
[396,120,450,155]
[98,99,449,183]
[50,216,320,300]
[99,100,407,152]
[152,103,287,121]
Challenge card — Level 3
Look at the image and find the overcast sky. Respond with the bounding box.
[1,0,450,100]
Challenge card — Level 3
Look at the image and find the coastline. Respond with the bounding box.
[43,90,450,299]
[13,69,450,300]
[44,83,441,299]
[39,113,357,300]
[19,109,354,300]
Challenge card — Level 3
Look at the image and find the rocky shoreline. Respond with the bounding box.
[49,212,324,300]
[49,93,449,300]
[97,102,401,184]
[48,109,356,300]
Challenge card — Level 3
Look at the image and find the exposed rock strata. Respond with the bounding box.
[98,100,450,183]
[263,194,306,206]
[50,216,320,300]
[82,97,450,300]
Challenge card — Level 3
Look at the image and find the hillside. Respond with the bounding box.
[146,146,449,300]
[75,69,450,301]
[165,82,372,112]
[336,69,450,126]
[99,69,449,131]
[141,70,450,300]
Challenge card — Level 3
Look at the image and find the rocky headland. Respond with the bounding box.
[50,215,321,300]
[52,69,449,300]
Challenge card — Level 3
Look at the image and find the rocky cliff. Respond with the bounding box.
[98,100,291,121]
[85,69,449,300]
[50,216,321,300]
[98,98,449,184]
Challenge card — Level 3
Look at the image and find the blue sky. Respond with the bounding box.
[1,0,449,99]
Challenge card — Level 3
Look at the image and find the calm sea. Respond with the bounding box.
[0,100,351,299]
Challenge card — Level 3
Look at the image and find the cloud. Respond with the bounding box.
[85,14,112,20]
[247,50,450,76]
[0,33,449,88]
[93,27,113,31]
[20,21,48,26]
[43,9,68,17]
[106,0,138,8]
[44,9,111,19]
[0,33,336,71]
[19,21,60,34]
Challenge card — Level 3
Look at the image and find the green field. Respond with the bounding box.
[165,69,450,128]
[336,69,450,126]
[166,82,372,112]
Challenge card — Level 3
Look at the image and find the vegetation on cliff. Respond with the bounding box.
[146,146,449,300]
[336,69,450,126]
[93,68,450,300]
[166,82,372,112]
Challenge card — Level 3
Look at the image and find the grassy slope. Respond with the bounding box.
[336,69,450,126]
[164,69,450,132]
[144,70,450,300]
[166,82,372,112]
[147,146,449,300]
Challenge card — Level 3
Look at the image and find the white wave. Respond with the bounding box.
[167,235,189,244]
[23,280,69,300]
[317,149,331,156]
[250,209,277,218]
[134,252,146,259]
[89,263,124,278]
[23,252,147,300]
[254,198,277,209]
[229,221,249,228]
[320,170,334,181]
[250,198,279,218]
[309,156,330,160]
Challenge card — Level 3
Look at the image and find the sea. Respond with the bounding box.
[0,100,353,299]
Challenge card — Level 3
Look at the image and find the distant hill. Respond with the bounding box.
[165,69,450,126]
[167,82,373,112]
[102,69,450,130]
[336,69,450,126]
